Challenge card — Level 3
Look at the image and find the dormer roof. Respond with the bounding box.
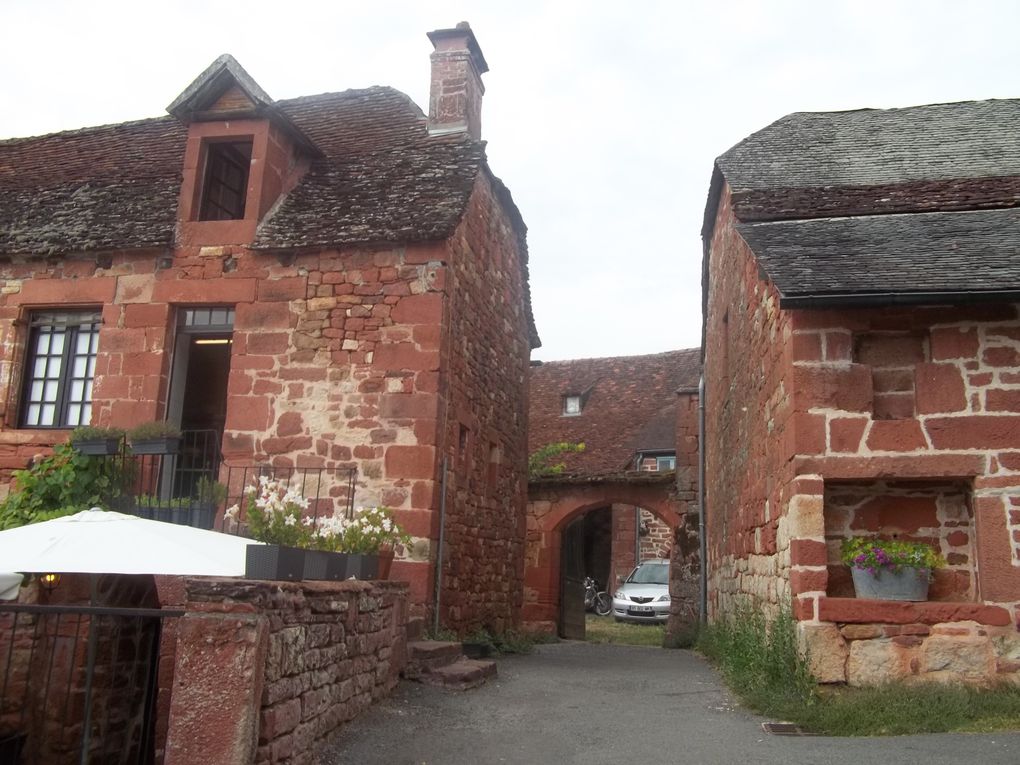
[166,54,320,157]
[167,54,276,121]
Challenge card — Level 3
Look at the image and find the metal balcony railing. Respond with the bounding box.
[89,429,357,531]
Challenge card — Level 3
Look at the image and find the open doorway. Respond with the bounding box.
[163,307,233,497]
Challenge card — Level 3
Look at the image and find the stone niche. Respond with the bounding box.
[823,480,975,601]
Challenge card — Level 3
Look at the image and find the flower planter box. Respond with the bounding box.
[188,502,216,530]
[303,550,349,581]
[129,436,181,455]
[851,566,930,601]
[245,544,305,581]
[72,438,121,456]
[345,553,379,580]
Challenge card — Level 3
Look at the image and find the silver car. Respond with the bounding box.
[612,560,671,623]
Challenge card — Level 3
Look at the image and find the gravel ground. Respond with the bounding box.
[321,641,1020,765]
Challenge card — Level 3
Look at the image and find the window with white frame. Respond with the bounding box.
[20,310,101,428]
[563,395,581,415]
[656,455,676,471]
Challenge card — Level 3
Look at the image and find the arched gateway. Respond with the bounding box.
[524,472,700,638]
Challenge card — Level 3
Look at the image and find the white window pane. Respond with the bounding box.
[70,380,85,402]
[72,356,87,377]
[86,357,95,378]
[210,309,227,325]
[37,334,50,354]
[40,405,55,426]
[89,330,99,353]
[67,404,81,425]
[50,332,65,355]
[81,403,92,425]
[26,404,40,425]
[30,381,43,401]
[33,358,47,378]
[85,380,93,401]
[76,332,91,354]
[43,381,58,402]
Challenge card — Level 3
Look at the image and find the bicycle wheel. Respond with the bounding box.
[594,591,613,616]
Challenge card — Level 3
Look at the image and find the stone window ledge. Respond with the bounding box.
[817,596,1011,627]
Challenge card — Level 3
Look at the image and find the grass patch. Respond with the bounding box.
[696,607,1020,736]
[585,614,666,647]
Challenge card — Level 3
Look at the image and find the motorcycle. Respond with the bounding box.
[583,576,613,616]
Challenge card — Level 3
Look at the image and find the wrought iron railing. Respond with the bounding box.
[87,429,357,531]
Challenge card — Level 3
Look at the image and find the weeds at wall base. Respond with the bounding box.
[695,606,1020,736]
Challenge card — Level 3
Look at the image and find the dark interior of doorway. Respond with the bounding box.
[582,507,612,590]
[178,338,230,433]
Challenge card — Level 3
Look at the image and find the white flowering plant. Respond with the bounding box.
[226,475,313,547]
[339,506,410,554]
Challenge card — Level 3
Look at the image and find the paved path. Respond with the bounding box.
[322,641,1020,765]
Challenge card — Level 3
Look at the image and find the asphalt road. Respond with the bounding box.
[321,641,1020,765]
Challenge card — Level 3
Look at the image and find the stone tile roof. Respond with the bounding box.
[718,99,1020,192]
[0,87,483,255]
[710,98,1020,306]
[528,349,701,476]
[737,208,1020,303]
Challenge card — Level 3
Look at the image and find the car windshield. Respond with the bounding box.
[627,564,668,585]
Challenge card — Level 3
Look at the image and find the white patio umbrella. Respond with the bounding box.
[0,507,261,576]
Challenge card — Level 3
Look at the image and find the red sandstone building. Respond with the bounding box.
[703,100,1020,684]
[524,350,701,636]
[0,24,538,631]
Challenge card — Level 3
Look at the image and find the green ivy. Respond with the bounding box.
[528,441,586,479]
[0,443,129,529]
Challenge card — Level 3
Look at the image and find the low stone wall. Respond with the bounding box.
[165,578,408,765]
[799,598,1020,686]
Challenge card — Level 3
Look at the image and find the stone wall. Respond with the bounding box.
[434,173,531,633]
[703,185,795,620]
[639,510,672,560]
[164,578,407,765]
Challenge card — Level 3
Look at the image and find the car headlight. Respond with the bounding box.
[656,594,671,602]
[614,591,626,601]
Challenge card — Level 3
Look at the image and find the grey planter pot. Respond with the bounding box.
[72,438,121,456]
[188,502,217,530]
[303,550,350,581]
[245,544,305,581]
[129,436,181,455]
[851,566,930,601]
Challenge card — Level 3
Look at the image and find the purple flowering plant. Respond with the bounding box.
[840,537,944,575]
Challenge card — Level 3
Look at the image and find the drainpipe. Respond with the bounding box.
[698,375,708,623]
[432,456,448,635]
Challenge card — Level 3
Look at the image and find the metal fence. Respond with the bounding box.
[92,430,358,531]
[0,603,182,765]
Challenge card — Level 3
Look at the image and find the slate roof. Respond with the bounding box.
[708,98,1020,307]
[0,87,485,255]
[736,208,1020,304]
[718,99,1020,191]
[528,349,701,476]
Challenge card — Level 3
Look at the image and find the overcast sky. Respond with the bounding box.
[3,1,1019,361]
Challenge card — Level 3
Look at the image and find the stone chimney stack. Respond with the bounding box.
[427,22,489,140]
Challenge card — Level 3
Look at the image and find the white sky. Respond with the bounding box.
[3,1,1019,361]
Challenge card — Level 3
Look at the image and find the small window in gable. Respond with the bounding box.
[563,395,581,416]
[199,140,253,221]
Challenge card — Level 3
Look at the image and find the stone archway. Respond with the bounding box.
[523,473,694,634]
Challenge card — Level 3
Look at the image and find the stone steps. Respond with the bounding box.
[403,640,497,690]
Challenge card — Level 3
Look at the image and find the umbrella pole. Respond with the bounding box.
[79,574,99,764]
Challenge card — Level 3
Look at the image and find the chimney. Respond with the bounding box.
[427,21,489,140]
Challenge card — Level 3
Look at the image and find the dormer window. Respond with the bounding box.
[563,395,581,416]
[199,140,253,221]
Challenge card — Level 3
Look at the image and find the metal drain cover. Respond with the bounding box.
[761,722,817,736]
